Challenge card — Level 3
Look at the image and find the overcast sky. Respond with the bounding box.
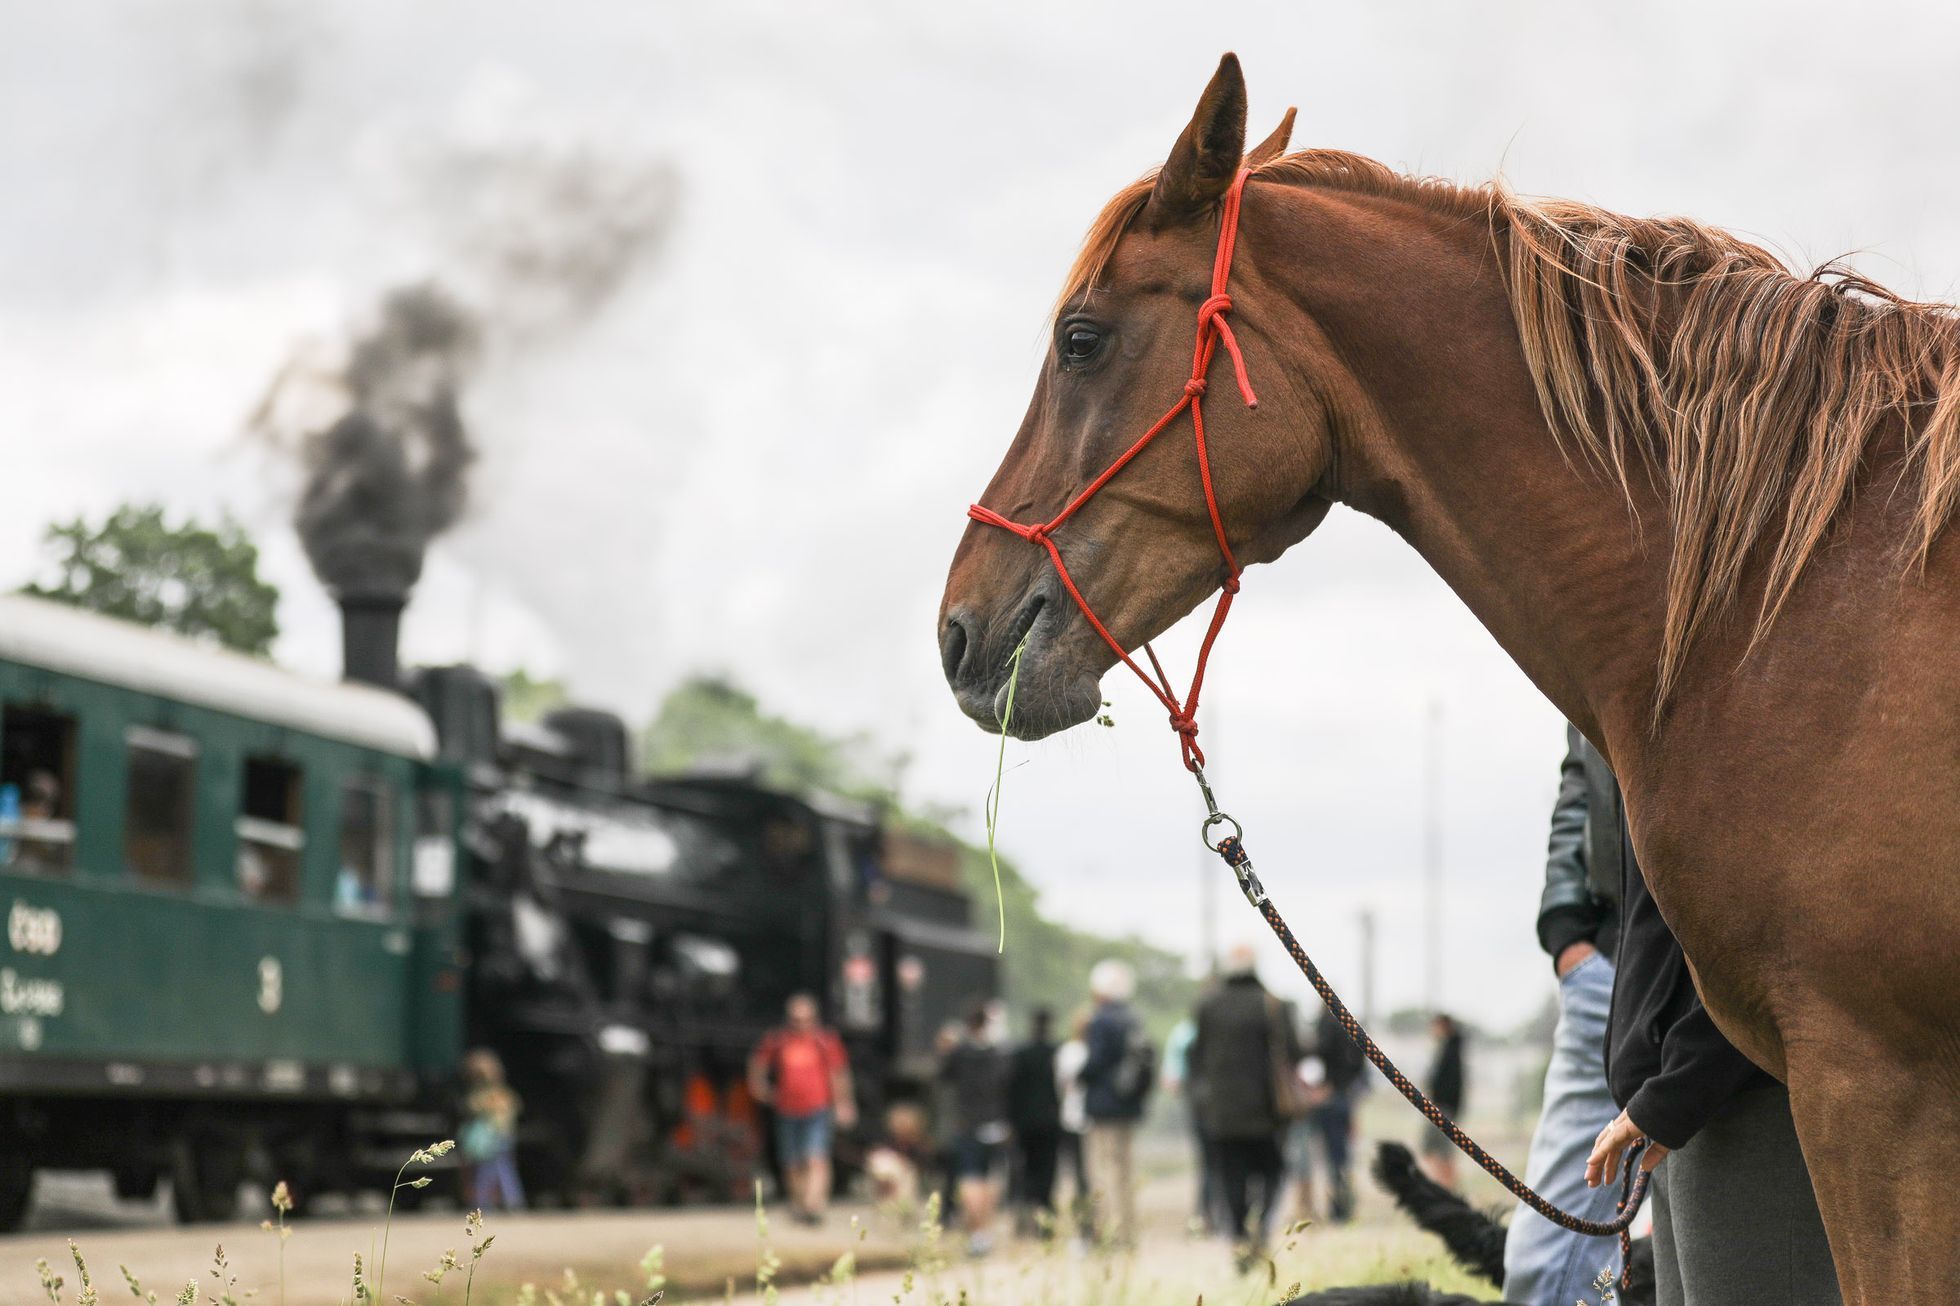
[4,1,1956,1029]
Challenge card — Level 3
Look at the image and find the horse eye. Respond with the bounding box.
[1061,326,1103,362]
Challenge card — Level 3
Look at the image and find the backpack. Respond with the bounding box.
[1108,1019,1158,1110]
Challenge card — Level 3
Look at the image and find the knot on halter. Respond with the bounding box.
[1222,574,1242,595]
[1169,711,1199,740]
[1024,522,1052,545]
[1183,377,1208,397]
[1193,294,1259,410]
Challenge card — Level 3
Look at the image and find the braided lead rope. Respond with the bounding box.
[1195,771,1646,1283]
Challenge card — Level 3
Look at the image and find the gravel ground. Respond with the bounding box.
[0,1118,1552,1306]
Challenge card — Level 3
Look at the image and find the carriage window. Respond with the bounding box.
[1,705,78,876]
[237,756,303,904]
[334,779,394,916]
[412,787,455,898]
[124,727,197,888]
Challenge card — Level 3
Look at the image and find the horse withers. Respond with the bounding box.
[938,53,1960,1303]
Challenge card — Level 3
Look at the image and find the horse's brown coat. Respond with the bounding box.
[939,54,1960,1302]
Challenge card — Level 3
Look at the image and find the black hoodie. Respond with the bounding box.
[1605,818,1769,1150]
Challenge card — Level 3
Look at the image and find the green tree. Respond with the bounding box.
[23,503,280,656]
[642,674,900,799]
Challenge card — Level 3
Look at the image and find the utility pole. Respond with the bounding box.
[1199,703,1220,975]
[1358,907,1378,1026]
[1423,697,1445,1012]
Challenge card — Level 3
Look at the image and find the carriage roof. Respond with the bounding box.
[0,591,436,760]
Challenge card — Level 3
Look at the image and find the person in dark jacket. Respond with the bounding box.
[1587,817,1840,1304]
[1006,1007,1063,1234]
[940,1004,1010,1256]
[1308,1006,1366,1223]
[1419,1014,1466,1189]
[1191,943,1302,1270]
[1080,958,1146,1246]
[1504,723,1633,1304]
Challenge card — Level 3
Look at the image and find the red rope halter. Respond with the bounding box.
[967,170,1259,770]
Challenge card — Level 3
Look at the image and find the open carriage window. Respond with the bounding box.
[1,704,78,876]
[124,726,197,889]
[334,777,394,916]
[237,755,303,905]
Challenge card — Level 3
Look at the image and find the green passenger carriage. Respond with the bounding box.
[0,592,464,1223]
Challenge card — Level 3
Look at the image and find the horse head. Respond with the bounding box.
[939,55,1336,740]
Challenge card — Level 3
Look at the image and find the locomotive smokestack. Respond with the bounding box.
[339,592,405,690]
[260,284,478,680]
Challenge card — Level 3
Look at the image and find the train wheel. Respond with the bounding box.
[171,1139,245,1224]
[0,1154,32,1231]
[112,1165,160,1202]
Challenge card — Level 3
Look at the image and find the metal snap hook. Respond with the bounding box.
[1201,811,1243,851]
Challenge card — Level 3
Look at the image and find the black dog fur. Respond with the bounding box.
[1282,1287,1497,1306]
[1279,1142,1653,1306]
[1371,1141,1510,1283]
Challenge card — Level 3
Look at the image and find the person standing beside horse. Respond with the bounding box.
[1588,817,1840,1303]
[1503,723,1630,1302]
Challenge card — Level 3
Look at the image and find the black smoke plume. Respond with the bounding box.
[293,284,478,600]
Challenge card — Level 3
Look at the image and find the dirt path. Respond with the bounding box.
[1,1123,1545,1305]
[0,1201,913,1306]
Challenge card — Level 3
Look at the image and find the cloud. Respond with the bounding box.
[2,0,1955,1027]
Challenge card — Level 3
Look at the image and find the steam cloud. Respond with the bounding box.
[294,284,477,600]
[259,96,678,606]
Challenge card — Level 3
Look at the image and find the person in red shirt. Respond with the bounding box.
[748,992,857,1223]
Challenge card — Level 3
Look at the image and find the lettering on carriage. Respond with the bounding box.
[7,901,62,956]
[257,956,283,1015]
[0,967,63,1017]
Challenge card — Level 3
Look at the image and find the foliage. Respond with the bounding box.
[22,503,280,656]
[501,668,569,725]
[642,675,902,799]
[645,675,1196,1036]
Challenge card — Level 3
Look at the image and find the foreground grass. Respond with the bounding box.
[24,1144,1509,1306]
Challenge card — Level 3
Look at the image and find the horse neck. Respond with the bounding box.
[1257,185,1671,762]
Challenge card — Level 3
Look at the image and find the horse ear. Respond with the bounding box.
[1244,106,1296,169]
[1146,53,1248,230]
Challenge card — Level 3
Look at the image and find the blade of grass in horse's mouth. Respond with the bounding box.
[983,632,1031,954]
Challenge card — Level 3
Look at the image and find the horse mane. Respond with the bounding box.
[1062,150,1960,707]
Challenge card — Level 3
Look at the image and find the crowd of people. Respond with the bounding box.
[597,713,1845,1304]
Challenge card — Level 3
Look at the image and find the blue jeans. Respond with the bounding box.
[1502,951,1625,1306]
[470,1150,525,1211]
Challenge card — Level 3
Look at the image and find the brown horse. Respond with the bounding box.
[938,54,1959,1302]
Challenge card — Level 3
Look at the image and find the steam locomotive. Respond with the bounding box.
[0,590,995,1225]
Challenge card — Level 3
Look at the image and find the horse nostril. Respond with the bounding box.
[940,614,971,682]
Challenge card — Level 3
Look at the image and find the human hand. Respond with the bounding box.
[834,1100,858,1130]
[1555,940,1599,979]
[1586,1109,1667,1188]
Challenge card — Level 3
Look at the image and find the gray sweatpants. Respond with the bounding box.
[1650,1082,1840,1305]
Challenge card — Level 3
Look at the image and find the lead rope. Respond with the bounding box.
[967,169,1646,1286]
[1191,765,1648,1283]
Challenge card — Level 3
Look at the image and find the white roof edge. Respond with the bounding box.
[0,592,437,760]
